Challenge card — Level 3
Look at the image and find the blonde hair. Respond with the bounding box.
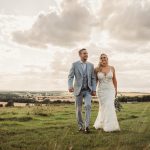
[94,53,108,81]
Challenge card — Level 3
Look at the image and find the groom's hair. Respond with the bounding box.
[79,48,86,55]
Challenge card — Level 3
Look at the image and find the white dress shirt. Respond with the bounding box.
[80,60,87,72]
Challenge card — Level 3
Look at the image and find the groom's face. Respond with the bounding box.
[80,50,88,61]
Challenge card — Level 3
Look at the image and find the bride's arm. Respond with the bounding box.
[112,66,117,97]
[94,68,98,85]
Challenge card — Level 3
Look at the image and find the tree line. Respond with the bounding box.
[0,93,150,104]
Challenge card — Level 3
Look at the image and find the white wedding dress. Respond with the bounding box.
[93,68,120,132]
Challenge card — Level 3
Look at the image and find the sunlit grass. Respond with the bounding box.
[0,103,150,150]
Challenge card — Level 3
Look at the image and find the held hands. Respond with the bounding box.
[91,91,96,96]
[69,87,74,92]
[69,88,96,96]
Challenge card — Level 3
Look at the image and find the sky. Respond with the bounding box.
[0,0,150,92]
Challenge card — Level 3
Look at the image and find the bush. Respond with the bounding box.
[5,100,14,107]
[117,95,150,102]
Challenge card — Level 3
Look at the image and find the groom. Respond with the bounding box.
[68,48,96,133]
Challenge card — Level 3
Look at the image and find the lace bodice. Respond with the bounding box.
[97,68,114,90]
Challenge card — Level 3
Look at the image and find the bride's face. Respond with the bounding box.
[100,54,108,66]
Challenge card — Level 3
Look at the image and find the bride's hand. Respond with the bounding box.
[115,90,117,97]
[69,87,74,92]
[91,91,96,96]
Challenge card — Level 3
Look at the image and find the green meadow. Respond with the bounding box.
[0,103,150,150]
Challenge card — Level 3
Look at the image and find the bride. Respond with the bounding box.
[93,53,120,132]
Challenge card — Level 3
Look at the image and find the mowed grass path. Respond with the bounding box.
[0,103,150,150]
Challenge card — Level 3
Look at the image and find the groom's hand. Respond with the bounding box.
[69,87,74,92]
[91,91,96,96]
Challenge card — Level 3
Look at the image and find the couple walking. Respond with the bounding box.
[68,48,120,133]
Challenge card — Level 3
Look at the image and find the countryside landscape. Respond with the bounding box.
[0,0,150,150]
[0,91,150,150]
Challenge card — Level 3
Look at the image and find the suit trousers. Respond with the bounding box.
[75,89,92,128]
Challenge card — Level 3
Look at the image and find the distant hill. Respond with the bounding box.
[0,90,149,97]
[118,92,150,97]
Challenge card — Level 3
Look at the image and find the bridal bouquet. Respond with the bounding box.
[115,96,123,112]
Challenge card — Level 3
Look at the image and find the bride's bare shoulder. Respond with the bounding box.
[110,66,115,72]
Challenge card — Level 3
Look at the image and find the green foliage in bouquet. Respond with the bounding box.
[115,96,123,112]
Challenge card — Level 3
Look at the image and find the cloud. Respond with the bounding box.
[0,68,68,91]
[49,42,150,92]
[97,0,150,42]
[1,0,150,92]
[12,0,93,48]
[0,0,58,16]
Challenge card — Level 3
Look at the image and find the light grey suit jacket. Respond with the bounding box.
[68,60,97,96]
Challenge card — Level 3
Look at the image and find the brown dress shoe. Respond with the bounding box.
[78,127,84,132]
[85,127,90,133]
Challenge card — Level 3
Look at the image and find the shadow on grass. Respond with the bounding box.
[0,117,33,122]
[119,115,139,121]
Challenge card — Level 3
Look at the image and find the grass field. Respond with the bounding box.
[0,103,150,150]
